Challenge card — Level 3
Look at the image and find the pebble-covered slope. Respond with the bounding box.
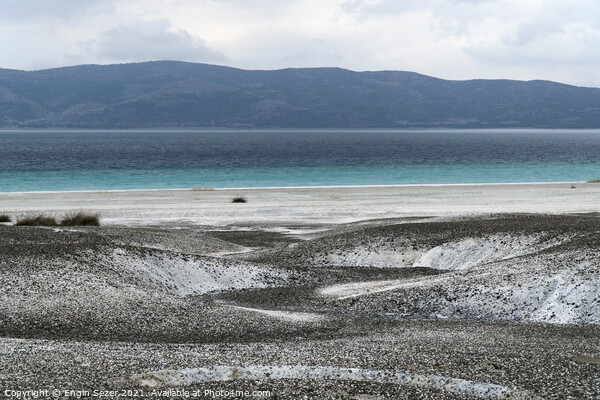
[1,214,599,398]
[253,214,600,325]
[0,226,307,343]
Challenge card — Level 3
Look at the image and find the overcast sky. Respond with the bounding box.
[1,0,599,87]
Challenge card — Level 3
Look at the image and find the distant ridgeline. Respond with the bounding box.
[1,61,600,128]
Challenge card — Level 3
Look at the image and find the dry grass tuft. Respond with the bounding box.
[231,196,247,203]
[0,214,11,223]
[191,187,215,191]
[16,214,58,226]
[586,179,600,183]
[61,212,100,226]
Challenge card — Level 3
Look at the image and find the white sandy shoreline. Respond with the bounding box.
[1,182,599,226]
[0,180,592,195]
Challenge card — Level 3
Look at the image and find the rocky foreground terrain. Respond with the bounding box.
[1,214,599,399]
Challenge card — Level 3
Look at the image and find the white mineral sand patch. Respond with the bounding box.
[224,305,327,323]
[444,267,600,325]
[125,365,538,399]
[318,275,454,300]
[52,228,85,233]
[322,234,571,269]
[320,257,600,325]
[413,234,570,271]
[262,226,331,235]
[206,247,255,257]
[108,250,288,296]
[529,274,598,324]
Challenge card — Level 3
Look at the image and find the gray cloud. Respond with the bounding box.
[96,20,225,63]
[227,27,345,70]
[445,0,496,4]
[1,0,600,86]
[0,0,114,20]
[340,0,437,16]
[510,21,564,46]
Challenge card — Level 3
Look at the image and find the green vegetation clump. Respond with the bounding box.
[16,215,58,226]
[61,212,100,226]
[0,214,11,223]
[231,196,247,203]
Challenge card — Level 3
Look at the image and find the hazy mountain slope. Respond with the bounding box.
[1,61,599,128]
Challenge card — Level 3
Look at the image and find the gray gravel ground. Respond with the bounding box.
[1,214,599,399]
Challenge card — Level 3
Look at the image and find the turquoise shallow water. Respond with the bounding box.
[1,129,599,192]
[1,163,599,192]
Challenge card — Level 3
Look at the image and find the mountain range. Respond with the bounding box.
[1,61,599,129]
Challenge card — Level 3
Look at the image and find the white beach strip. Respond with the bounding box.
[127,365,540,399]
[1,182,599,226]
[223,304,327,323]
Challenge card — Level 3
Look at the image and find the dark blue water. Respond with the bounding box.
[1,129,599,192]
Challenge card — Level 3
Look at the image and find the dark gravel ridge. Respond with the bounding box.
[249,213,600,267]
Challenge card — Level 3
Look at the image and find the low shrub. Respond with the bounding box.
[16,215,58,226]
[61,212,100,226]
[0,214,11,223]
[231,196,247,203]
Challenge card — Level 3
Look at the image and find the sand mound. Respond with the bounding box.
[321,252,600,325]
[108,249,289,296]
[321,233,569,269]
